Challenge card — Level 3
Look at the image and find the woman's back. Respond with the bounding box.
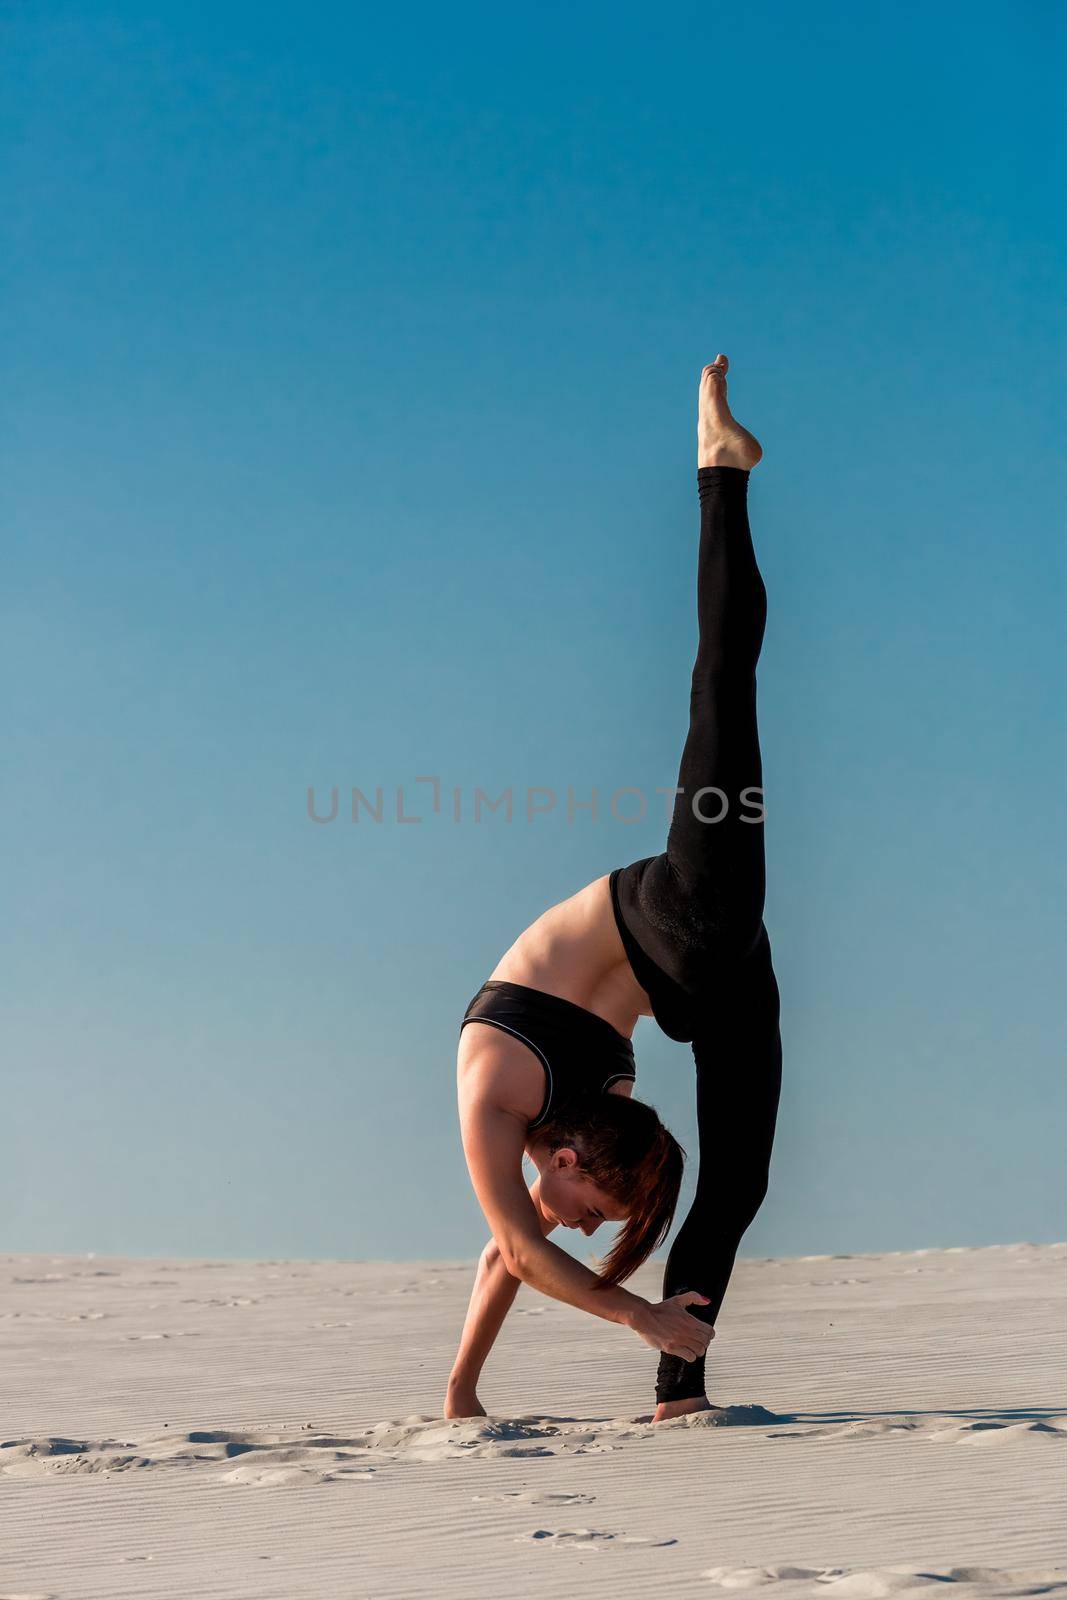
[487,874,650,1037]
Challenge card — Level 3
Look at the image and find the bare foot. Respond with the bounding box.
[697,355,763,470]
[444,1385,487,1419]
[652,1395,717,1423]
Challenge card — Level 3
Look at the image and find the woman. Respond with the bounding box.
[450,355,783,1423]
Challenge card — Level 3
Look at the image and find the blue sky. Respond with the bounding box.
[4,1,1065,1263]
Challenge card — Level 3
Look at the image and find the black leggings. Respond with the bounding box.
[612,467,783,1404]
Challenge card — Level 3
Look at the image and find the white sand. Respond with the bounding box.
[2,1242,1065,1598]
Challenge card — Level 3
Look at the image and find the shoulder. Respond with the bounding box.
[457,1020,547,1126]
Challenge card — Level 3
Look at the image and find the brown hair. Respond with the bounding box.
[535,1094,685,1287]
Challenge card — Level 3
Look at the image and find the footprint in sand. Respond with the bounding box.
[520,1529,614,1548]
[2,1410,792,1483]
[180,1296,260,1308]
[220,1449,378,1486]
[158,1261,230,1271]
[362,1417,564,1461]
[474,1489,595,1506]
[701,1563,1067,1595]
[763,1415,1067,1445]
[703,1567,829,1588]
[519,1528,677,1550]
[946,1419,1067,1444]
[654,1404,781,1429]
[826,1569,1067,1598]
[819,1420,927,1441]
[122,1331,201,1341]
[0,1310,108,1323]
[922,1417,1061,1444]
[222,1461,363,1487]
[0,1438,106,1478]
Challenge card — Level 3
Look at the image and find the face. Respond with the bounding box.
[537,1147,627,1237]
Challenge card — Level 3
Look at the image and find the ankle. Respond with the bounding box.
[653,1394,713,1422]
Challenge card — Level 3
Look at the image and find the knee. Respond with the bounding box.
[739,1170,770,1228]
[726,1169,770,1236]
[695,892,768,968]
[722,911,766,964]
[690,1167,770,1243]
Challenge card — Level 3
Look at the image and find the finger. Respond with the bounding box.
[676,1292,711,1308]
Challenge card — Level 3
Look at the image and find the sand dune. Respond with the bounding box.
[2,1242,1065,1596]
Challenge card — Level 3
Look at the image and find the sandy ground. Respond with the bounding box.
[2,1242,1065,1599]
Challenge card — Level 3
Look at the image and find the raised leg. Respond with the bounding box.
[666,461,769,953]
[613,456,771,993]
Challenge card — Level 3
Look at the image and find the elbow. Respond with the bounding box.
[481,1238,509,1275]
[499,1247,524,1281]
[497,1238,533,1282]
[481,1234,518,1276]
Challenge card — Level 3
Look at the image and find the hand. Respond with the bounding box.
[629,1292,715,1361]
[444,1380,487,1419]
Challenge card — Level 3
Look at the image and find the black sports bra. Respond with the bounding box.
[460,979,636,1129]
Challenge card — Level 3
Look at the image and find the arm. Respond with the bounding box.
[460,1096,643,1325]
[445,1175,557,1418]
[458,1097,713,1357]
